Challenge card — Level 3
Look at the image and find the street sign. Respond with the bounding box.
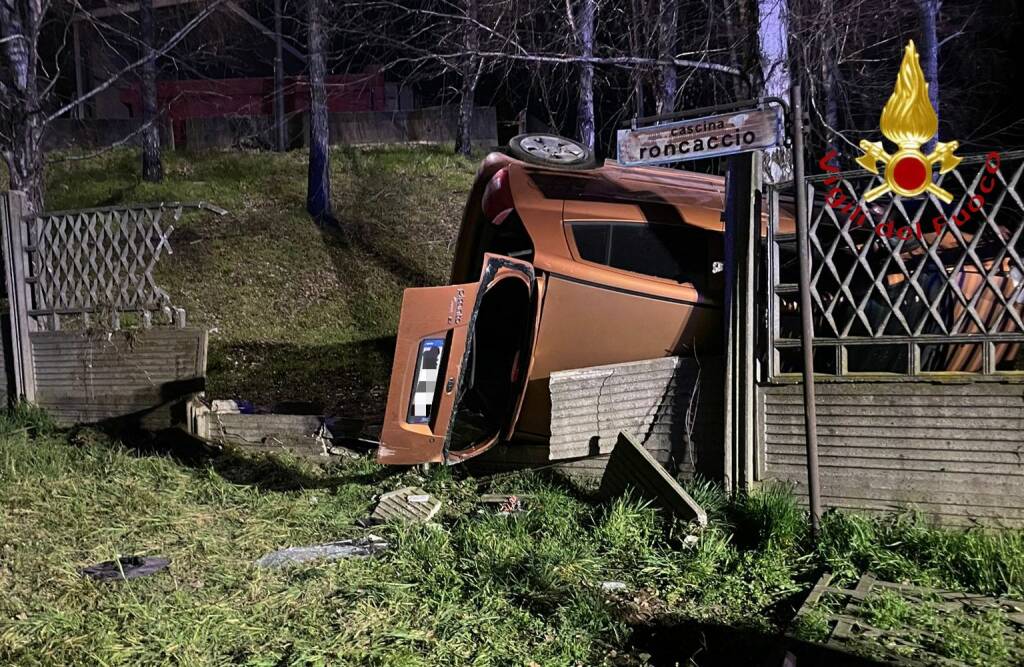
[616,107,783,167]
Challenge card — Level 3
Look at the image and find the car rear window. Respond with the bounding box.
[569,222,714,289]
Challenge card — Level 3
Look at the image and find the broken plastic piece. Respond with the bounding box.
[255,536,388,568]
[498,495,523,514]
[81,555,170,581]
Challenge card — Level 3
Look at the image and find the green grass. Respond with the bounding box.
[817,510,1024,596]
[3,407,1023,664]
[41,146,479,415]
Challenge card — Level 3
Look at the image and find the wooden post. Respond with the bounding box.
[1,192,36,403]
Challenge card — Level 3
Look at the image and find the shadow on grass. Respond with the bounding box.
[204,442,399,492]
[206,336,397,418]
[318,219,441,291]
[78,417,399,495]
[628,619,890,667]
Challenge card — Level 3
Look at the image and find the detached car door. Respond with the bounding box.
[378,254,536,464]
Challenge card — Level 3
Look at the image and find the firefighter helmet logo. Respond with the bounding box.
[856,40,961,203]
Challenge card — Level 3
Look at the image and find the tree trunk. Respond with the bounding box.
[656,0,678,115]
[1,4,45,215]
[456,0,480,157]
[5,118,45,217]
[823,59,840,153]
[917,0,940,151]
[306,0,333,224]
[273,0,287,152]
[757,0,792,183]
[629,0,646,119]
[721,0,751,99]
[140,0,163,183]
[576,0,596,149]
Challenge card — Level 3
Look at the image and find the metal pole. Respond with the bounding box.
[273,0,287,152]
[789,82,822,536]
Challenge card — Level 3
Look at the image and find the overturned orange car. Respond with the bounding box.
[378,142,731,465]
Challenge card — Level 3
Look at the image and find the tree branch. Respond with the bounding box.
[43,0,226,125]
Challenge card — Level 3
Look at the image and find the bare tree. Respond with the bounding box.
[140,0,163,182]
[656,0,678,114]
[1,0,46,213]
[757,0,791,182]
[1,1,223,216]
[306,0,333,224]
[571,0,597,148]
[456,0,483,156]
[916,0,940,150]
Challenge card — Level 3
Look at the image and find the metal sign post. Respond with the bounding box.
[789,83,823,536]
[722,152,759,492]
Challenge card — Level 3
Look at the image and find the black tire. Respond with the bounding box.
[507,133,597,170]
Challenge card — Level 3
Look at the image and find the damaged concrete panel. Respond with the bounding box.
[370,487,442,523]
[206,413,333,458]
[548,356,720,475]
[600,431,707,526]
[31,328,207,428]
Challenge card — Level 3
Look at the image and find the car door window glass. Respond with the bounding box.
[570,222,710,289]
[572,223,610,265]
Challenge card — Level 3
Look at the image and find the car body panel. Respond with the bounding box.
[514,273,723,439]
[378,254,535,465]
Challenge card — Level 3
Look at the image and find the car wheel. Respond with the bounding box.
[507,133,597,169]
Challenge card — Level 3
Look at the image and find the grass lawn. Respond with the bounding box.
[1,407,1023,665]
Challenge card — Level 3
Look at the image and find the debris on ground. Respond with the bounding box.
[210,399,257,414]
[369,486,442,524]
[476,493,528,515]
[791,571,1024,665]
[600,581,628,592]
[497,495,524,514]
[255,535,388,568]
[197,403,378,460]
[81,555,170,581]
[599,431,707,526]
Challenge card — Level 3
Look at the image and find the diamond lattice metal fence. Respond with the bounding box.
[768,150,1024,377]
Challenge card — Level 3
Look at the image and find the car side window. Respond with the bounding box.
[569,222,712,289]
[572,223,610,265]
